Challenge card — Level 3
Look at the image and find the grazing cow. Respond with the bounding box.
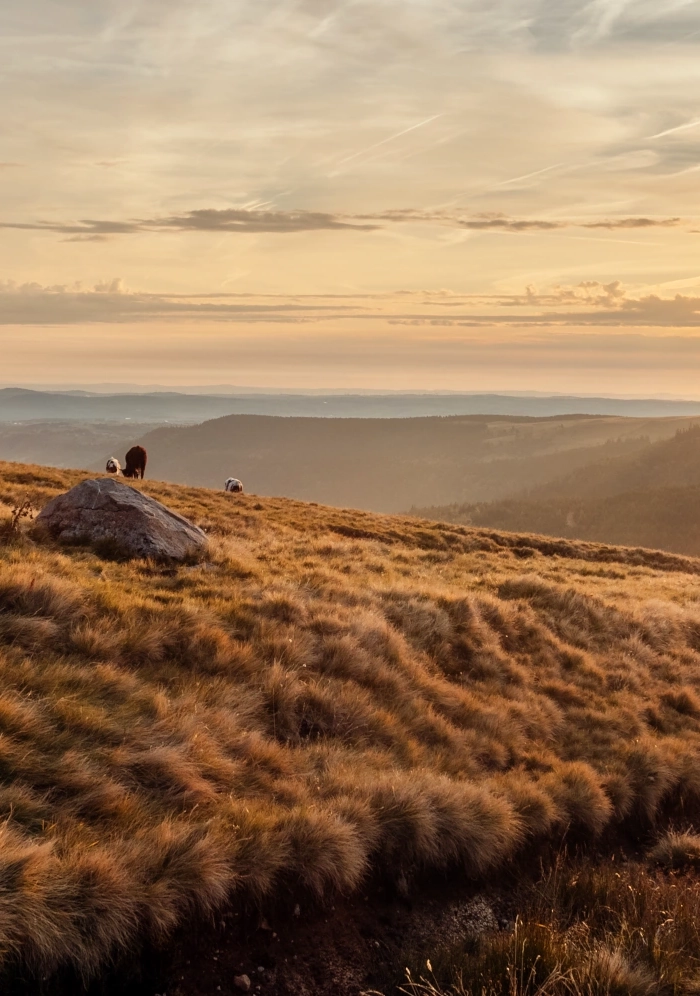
[105,457,121,475]
[123,445,147,480]
[225,477,244,493]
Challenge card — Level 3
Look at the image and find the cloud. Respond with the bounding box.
[4,277,700,329]
[582,217,681,230]
[0,208,684,240]
[385,287,700,328]
[527,0,700,50]
[0,208,380,238]
[365,209,682,231]
[500,280,627,308]
[157,208,380,233]
[2,220,143,236]
[621,292,700,324]
[0,280,361,325]
[62,234,111,243]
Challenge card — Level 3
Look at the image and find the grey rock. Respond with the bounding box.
[36,478,208,562]
[233,975,251,992]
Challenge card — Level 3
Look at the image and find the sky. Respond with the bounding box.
[3,0,700,393]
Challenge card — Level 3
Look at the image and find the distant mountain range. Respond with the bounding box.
[5,387,700,423]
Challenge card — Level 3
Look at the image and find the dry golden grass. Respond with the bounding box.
[3,460,700,979]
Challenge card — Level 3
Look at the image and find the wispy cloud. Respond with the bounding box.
[4,277,700,330]
[0,280,360,325]
[0,208,684,240]
[357,210,683,233]
[582,217,681,229]
[0,208,380,238]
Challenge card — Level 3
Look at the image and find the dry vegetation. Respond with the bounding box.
[390,848,700,995]
[2,460,700,983]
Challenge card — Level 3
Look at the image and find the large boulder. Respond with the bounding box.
[36,478,208,561]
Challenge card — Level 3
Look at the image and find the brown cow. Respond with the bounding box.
[123,445,147,479]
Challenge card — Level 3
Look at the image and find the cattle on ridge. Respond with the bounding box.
[123,446,147,480]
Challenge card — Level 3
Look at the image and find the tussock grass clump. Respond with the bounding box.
[2,461,700,979]
[649,831,700,869]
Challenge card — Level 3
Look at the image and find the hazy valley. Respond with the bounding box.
[416,426,700,557]
[3,397,699,514]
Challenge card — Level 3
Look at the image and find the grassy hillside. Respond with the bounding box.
[3,461,700,983]
[128,413,700,512]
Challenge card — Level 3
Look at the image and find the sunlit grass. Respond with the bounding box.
[2,460,700,980]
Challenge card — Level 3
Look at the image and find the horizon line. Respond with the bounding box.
[3,383,700,403]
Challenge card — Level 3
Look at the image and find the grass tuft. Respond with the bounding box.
[649,831,700,870]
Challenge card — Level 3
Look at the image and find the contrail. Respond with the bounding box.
[434,162,565,210]
[648,118,700,140]
[556,233,666,247]
[664,163,700,178]
[495,163,565,186]
[331,114,444,169]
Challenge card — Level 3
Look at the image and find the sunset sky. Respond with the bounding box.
[3,1,700,392]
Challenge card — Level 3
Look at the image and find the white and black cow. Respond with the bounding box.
[105,457,122,475]
[224,478,244,493]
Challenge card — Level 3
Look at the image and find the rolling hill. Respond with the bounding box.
[0,420,162,470]
[3,460,700,991]
[411,486,700,557]
[126,413,700,513]
[524,423,700,501]
[414,426,700,557]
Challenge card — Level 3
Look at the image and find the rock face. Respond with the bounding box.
[36,477,208,561]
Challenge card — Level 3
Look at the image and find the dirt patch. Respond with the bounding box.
[161,877,509,996]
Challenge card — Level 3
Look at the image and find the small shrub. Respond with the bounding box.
[0,496,34,542]
[649,830,700,869]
